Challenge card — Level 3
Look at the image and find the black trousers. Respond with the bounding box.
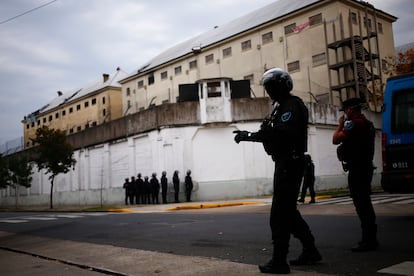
[348,164,377,242]
[270,156,316,259]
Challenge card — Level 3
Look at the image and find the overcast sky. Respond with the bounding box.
[0,0,412,146]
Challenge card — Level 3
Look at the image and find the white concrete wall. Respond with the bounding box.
[0,107,382,207]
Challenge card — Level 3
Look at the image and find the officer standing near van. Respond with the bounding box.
[333,98,377,252]
[234,68,321,274]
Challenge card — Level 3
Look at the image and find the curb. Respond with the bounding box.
[107,208,136,213]
[167,201,261,211]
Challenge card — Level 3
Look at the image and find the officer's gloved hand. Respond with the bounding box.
[233,130,249,144]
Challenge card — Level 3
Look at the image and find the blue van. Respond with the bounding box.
[381,72,414,192]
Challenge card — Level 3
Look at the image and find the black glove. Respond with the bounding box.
[233,130,250,144]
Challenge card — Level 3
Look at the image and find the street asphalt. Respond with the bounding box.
[0,196,335,275]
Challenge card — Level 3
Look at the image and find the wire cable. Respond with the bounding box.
[0,0,58,25]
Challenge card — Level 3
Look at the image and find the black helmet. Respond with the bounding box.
[262,68,293,101]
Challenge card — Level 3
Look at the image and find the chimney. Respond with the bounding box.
[57,91,63,96]
[103,73,109,82]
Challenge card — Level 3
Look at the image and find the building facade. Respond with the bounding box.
[22,68,127,148]
[119,0,396,114]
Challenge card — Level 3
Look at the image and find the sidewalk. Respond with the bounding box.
[0,231,333,276]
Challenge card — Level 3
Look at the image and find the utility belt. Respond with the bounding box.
[272,151,304,162]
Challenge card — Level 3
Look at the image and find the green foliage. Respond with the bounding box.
[0,154,33,189]
[7,154,33,188]
[31,126,76,208]
[0,155,10,189]
[31,126,76,180]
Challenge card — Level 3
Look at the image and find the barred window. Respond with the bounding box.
[137,80,144,88]
[351,12,357,25]
[312,53,326,66]
[223,47,232,58]
[148,74,154,85]
[262,32,273,44]
[241,40,252,51]
[284,23,296,35]
[205,53,214,64]
[174,66,182,75]
[309,13,322,26]
[189,60,197,70]
[160,71,168,80]
[378,22,383,34]
[287,60,300,72]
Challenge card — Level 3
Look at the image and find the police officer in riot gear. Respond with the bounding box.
[234,68,321,274]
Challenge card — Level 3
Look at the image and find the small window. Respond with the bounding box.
[287,60,300,72]
[92,98,97,105]
[148,74,154,85]
[223,47,232,58]
[262,32,273,44]
[351,12,357,25]
[161,71,168,80]
[312,53,326,66]
[49,115,53,122]
[205,53,214,64]
[69,107,73,113]
[62,110,66,116]
[244,74,254,82]
[76,104,81,111]
[77,126,81,132]
[103,109,106,116]
[26,124,29,129]
[378,22,383,34]
[37,120,40,126]
[69,128,74,134]
[55,112,59,119]
[241,40,251,51]
[284,23,296,35]
[207,82,221,98]
[31,122,35,128]
[174,66,182,75]
[92,121,97,127]
[43,118,46,123]
[364,17,372,30]
[309,13,322,26]
[102,97,106,104]
[138,80,144,88]
[84,101,89,108]
[189,60,197,70]
[126,88,131,96]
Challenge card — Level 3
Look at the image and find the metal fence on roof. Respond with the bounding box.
[0,137,23,156]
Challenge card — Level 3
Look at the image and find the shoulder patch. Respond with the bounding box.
[344,120,354,131]
[281,111,292,122]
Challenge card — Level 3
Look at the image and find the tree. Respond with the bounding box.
[7,154,33,208]
[396,48,414,74]
[31,126,76,209]
[0,154,10,189]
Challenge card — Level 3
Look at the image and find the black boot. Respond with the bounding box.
[259,259,290,274]
[290,246,322,265]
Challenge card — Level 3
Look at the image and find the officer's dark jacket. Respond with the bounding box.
[339,114,375,166]
[255,95,308,159]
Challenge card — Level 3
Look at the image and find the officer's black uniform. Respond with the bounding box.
[123,178,130,205]
[298,154,316,203]
[173,171,180,203]
[185,170,193,202]
[234,68,321,274]
[333,98,377,252]
[161,172,168,204]
[136,173,144,204]
[150,173,160,204]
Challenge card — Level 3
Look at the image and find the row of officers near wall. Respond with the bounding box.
[123,170,193,205]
